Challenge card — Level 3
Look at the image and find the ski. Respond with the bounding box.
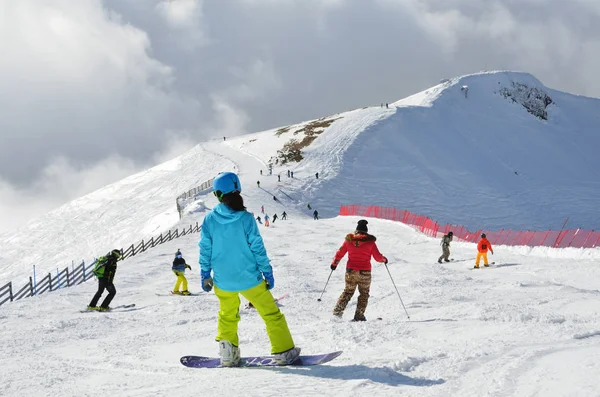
[350,317,382,322]
[180,351,342,368]
[80,304,135,313]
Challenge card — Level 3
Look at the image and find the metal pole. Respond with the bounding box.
[317,270,334,302]
[384,263,410,319]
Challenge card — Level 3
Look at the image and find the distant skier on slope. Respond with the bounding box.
[199,172,300,366]
[264,214,270,227]
[330,220,388,321]
[88,249,122,311]
[281,211,287,220]
[172,250,192,295]
[313,210,319,220]
[256,216,262,224]
[272,214,278,223]
[438,231,453,263]
[475,233,494,268]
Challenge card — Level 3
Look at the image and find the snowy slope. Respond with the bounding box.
[215,71,600,232]
[2,70,600,396]
[0,145,232,284]
[3,70,600,288]
[1,216,600,397]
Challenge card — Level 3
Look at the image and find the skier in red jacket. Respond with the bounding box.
[330,219,388,321]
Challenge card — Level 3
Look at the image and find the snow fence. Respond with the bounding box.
[339,205,600,249]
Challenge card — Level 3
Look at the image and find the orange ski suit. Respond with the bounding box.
[476,238,494,267]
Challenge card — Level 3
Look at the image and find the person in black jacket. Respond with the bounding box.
[172,249,192,295]
[88,249,122,311]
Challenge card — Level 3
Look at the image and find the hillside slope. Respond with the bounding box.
[227,71,600,231]
[0,145,230,283]
[3,70,599,284]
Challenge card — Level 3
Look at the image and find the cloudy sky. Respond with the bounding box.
[1,0,599,232]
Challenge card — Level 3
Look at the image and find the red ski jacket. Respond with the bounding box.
[332,233,387,271]
[477,238,493,253]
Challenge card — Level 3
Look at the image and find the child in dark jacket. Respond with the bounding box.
[330,220,387,321]
[172,250,192,295]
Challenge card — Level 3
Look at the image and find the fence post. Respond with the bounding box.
[580,230,595,248]
[9,282,13,302]
[66,266,70,287]
[82,260,86,282]
[553,218,569,248]
[57,268,61,289]
[33,265,37,295]
[48,273,52,291]
[29,276,34,297]
[567,228,580,248]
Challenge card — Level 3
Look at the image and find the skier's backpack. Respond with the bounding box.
[93,256,108,278]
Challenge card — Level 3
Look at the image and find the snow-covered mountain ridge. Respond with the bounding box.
[2,70,599,285]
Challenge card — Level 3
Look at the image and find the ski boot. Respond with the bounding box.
[273,347,301,365]
[219,341,241,367]
[87,305,99,311]
[181,290,191,296]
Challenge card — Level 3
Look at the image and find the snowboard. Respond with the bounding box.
[470,262,496,269]
[180,350,342,368]
[80,304,135,313]
[156,292,201,296]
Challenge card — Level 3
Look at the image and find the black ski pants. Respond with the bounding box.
[89,278,116,309]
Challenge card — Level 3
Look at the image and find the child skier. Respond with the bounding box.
[88,249,122,311]
[172,249,192,295]
[281,211,287,220]
[475,233,494,268]
[330,220,388,321]
[264,214,270,227]
[438,231,453,263]
[313,210,319,220]
[199,172,300,366]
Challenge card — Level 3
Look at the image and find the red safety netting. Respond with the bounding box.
[339,205,598,249]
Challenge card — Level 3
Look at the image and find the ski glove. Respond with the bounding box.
[331,259,339,270]
[383,257,388,264]
[262,272,274,290]
[201,270,213,292]
[186,264,192,270]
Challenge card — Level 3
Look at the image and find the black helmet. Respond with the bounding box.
[448,231,453,236]
[111,249,122,259]
[481,233,486,238]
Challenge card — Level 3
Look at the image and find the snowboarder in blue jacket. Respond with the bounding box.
[199,172,300,366]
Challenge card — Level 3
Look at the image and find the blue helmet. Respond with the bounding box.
[213,172,241,200]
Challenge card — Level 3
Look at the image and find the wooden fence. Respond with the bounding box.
[0,222,201,308]
[176,178,215,219]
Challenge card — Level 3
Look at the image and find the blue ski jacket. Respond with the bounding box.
[199,203,272,292]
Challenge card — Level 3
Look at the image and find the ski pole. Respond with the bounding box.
[384,263,410,319]
[317,269,334,302]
